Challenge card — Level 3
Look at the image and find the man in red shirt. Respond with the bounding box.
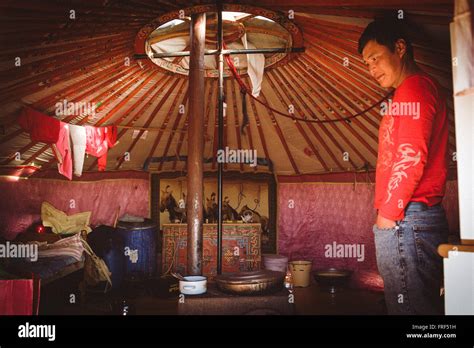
[359,20,449,314]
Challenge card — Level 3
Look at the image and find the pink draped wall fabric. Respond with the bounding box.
[0,169,459,292]
[0,171,149,241]
[277,181,459,291]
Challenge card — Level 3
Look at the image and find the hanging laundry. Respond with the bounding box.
[84,125,117,171]
[105,125,118,148]
[69,124,87,177]
[56,122,72,180]
[17,106,60,143]
[17,106,72,180]
[241,34,265,98]
[98,125,117,171]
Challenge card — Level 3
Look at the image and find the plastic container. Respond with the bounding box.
[179,276,207,295]
[289,260,312,287]
[263,254,289,273]
[116,219,157,281]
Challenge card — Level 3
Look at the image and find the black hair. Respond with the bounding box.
[358,19,414,60]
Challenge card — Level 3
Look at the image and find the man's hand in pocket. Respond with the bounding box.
[376,213,397,229]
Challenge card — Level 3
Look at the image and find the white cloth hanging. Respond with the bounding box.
[242,34,265,98]
[69,124,87,177]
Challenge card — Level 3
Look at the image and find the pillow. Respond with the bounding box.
[28,233,85,262]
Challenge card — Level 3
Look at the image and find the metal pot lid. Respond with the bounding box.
[314,268,352,277]
[215,270,285,284]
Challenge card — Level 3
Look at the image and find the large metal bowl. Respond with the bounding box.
[313,268,352,293]
[215,270,285,296]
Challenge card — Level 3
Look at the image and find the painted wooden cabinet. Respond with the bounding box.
[162,223,261,277]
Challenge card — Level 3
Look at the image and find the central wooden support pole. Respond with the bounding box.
[186,12,206,275]
[216,3,224,275]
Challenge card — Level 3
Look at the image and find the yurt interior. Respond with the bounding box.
[1,0,473,320]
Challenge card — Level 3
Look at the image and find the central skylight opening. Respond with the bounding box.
[145,8,293,78]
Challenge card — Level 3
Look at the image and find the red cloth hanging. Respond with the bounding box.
[17,106,72,180]
[0,277,40,315]
[17,106,60,143]
[85,125,118,171]
[97,125,117,171]
[105,125,118,148]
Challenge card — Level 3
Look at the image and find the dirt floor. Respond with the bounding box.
[39,270,386,315]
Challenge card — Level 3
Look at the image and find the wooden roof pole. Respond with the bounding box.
[38,73,169,172]
[157,86,190,171]
[186,12,206,276]
[264,71,334,171]
[23,67,153,167]
[0,39,134,103]
[244,77,271,164]
[5,65,149,168]
[0,62,137,149]
[216,4,224,275]
[3,35,133,84]
[114,77,182,170]
[172,80,213,171]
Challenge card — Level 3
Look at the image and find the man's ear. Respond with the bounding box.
[395,39,407,59]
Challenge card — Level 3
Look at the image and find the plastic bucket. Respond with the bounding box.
[263,254,288,273]
[116,219,157,281]
[289,261,312,287]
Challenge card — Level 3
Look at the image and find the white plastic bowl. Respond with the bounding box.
[179,276,207,295]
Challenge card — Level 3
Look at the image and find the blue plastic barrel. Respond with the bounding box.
[87,225,125,290]
[116,219,157,281]
[102,235,125,289]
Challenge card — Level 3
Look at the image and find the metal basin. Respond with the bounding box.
[313,268,352,293]
[215,270,285,296]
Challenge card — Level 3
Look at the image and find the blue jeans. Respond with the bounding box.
[373,202,449,315]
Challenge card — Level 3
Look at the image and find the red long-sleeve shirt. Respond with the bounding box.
[374,73,449,221]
